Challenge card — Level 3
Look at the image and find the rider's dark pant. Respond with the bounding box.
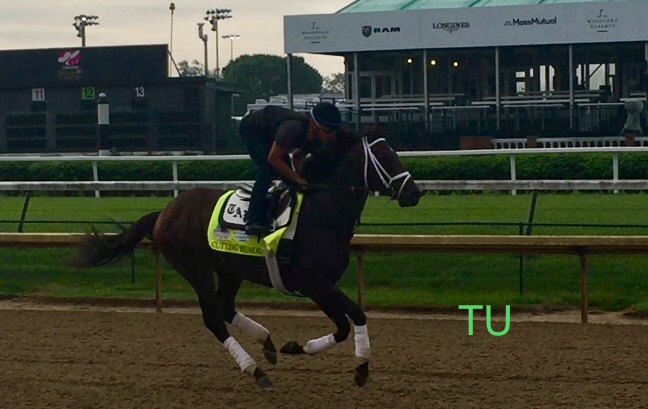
[239,120,278,227]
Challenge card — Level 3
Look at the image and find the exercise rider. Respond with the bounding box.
[238,102,343,236]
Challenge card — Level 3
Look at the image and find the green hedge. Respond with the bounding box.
[2,152,648,196]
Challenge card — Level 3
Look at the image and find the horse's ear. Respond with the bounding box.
[361,123,383,142]
[334,124,360,149]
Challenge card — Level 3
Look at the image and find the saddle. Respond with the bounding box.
[207,181,305,296]
[218,180,298,233]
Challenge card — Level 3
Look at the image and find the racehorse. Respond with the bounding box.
[72,126,422,389]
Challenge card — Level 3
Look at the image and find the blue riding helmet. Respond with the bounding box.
[310,102,342,132]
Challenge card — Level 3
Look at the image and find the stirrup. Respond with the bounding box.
[269,180,288,194]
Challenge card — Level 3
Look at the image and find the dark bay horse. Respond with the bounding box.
[73,129,422,389]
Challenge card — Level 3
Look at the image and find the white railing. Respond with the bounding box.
[492,136,648,150]
[1,180,646,192]
[2,146,648,196]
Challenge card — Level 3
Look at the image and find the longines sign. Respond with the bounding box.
[284,0,648,53]
[433,21,470,33]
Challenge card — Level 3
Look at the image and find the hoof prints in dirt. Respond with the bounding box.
[0,309,647,409]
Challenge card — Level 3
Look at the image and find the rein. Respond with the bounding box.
[300,183,370,193]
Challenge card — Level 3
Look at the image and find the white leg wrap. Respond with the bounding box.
[354,324,371,364]
[303,333,337,355]
[232,313,269,344]
[223,336,256,375]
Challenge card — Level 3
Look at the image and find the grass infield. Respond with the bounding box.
[0,192,647,311]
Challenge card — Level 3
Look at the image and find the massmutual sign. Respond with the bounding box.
[504,17,558,27]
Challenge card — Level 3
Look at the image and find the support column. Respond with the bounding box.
[0,110,6,152]
[495,47,501,129]
[447,58,453,94]
[410,63,414,95]
[644,42,648,98]
[286,54,293,110]
[354,52,361,131]
[344,55,349,99]
[569,44,574,129]
[605,63,610,87]
[423,49,429,133]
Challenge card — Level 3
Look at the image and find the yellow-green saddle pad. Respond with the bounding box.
[207,188,304,258]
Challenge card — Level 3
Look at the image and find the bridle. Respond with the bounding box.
[362,136,412,200]
[293,134,412,199]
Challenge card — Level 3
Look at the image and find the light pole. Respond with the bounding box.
[221,34,240,63]
[197,23,209,76]
[169,3,175,76]
[205,8,232,78]
[73,15,99,47]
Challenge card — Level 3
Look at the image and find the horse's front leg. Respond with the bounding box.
[280,307,350,355]
[352,321,371,387]
[280,269,371,387]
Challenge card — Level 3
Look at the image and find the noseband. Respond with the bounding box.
[362,136,412,199]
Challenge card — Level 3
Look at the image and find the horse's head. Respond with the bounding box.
[353,128,422,208]
[303,124,422,208]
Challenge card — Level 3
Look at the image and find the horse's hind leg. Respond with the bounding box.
[164,251,272,388]
[215,269,278,365]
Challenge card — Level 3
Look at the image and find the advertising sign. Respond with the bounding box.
[0,44,168,89]
[284,1,648,53]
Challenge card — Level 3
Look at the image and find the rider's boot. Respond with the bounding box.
[245,200,272,236]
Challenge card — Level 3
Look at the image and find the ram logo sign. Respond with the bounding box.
[361,26,401,38]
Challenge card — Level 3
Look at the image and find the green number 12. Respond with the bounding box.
[82,87,95,100]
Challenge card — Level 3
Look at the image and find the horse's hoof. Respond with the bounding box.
[280,341,305,355]
[353,362,369,388]
[263,348,278,365]
[253,368,273,389]
[263,336,278,365]
[256,375,273,388]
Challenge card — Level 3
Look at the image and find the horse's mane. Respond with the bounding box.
[301,123,382,183]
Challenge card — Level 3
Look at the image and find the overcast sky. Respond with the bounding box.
[0,0,351,78]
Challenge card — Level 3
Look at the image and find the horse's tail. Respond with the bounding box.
[72,211,160,269]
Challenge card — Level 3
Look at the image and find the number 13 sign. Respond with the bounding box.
[32,88,45,102]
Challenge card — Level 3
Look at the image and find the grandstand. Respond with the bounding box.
[283,0,648,149]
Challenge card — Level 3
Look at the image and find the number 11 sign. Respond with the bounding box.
[32,88,45,102]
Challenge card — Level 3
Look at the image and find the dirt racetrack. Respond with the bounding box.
[1,303,647,409]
